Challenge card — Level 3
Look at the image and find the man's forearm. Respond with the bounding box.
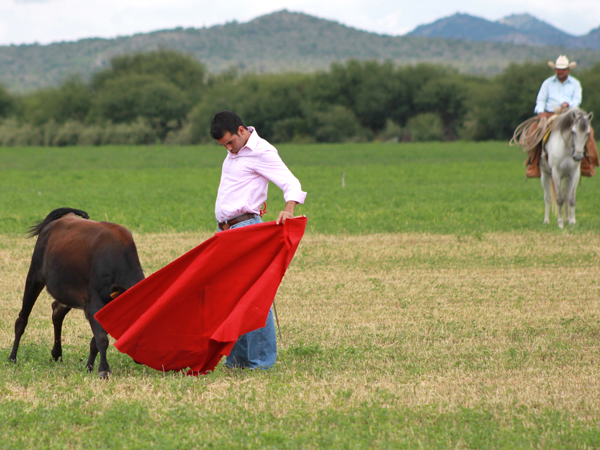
[284,201,297,214]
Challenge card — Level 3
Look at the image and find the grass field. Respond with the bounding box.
[2,141,600,235]
[1,142,600,448]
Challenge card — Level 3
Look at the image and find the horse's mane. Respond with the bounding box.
[553,108,587,134]
[27,207,89,238]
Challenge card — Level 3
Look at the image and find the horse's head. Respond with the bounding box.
[570,110,592,162]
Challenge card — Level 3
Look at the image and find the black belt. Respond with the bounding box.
[218,213,256,231]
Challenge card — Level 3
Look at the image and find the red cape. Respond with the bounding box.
[95,216,307,375]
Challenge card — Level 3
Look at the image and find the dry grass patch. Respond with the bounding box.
[1,231,600,422]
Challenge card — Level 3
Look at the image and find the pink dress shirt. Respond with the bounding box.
[215,127,307,223]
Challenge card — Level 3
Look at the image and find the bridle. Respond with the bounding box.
[569,113,589,162]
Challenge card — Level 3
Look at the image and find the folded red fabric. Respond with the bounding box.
[95,216,307,375]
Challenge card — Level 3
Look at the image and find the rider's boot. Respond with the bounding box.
[581,127,598,177]
[526,145,541,178]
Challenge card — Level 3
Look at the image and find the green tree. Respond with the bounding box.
[406,112,444,141]
[89,74,190,140]
[91,49,206,104]
[456,62,550,141]
[494,62,549,139]
[0,85,15,118]
[20,77,92,125]
[390,64,450,127]
[312,105,370,143]
[414,76,470,139]
[187,72,314,143]
[309,60,405,132]
[579,63,600,118]
[457,77,500,140]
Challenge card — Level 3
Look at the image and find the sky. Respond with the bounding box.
[0,0,598,47]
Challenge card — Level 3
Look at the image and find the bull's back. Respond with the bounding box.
[40,214,144,306]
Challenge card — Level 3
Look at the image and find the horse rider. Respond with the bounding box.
[525,55,599,178]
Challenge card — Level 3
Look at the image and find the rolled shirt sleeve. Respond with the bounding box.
[254,150,307,205]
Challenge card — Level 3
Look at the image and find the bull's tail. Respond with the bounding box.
[27,207,89,238]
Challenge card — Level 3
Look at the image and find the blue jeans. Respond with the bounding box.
[218,215,277,369]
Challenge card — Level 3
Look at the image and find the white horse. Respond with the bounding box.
[540,108,593,228]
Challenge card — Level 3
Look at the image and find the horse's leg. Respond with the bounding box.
[551,172,564,228]
[9,253,46,363]
[564,176,572,225]
[567,171,581,225]
[85,292,111,379]
[541,171,552,224]
[51,301,71,361]
[86,336,99,372]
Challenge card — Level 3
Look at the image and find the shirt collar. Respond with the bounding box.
[244,126,258,151]
[553,75,572,84]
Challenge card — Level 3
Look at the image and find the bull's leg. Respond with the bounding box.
[85,294,111,379]
[85,337,99,372]
[9,264,46,362]
[51,301,71,361]
[540,171,552,224]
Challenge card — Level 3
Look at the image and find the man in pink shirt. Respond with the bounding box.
[210,110,307,369]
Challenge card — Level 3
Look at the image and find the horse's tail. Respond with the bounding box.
[27,208,89,238]
[549,179,559,217]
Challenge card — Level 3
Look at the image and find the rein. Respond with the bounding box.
[568,114,589,161]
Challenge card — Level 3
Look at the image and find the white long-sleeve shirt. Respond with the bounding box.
[215,127,307,223]
[535,75,582,114]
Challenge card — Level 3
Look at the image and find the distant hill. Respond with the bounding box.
[2,10,600,93]
[409,12,599,49]
[498,14,573,46]
[410,13,521,42]
[570,27,600,49]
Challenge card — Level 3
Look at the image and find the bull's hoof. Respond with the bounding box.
[98,370,111,379]
[8,357,16,363]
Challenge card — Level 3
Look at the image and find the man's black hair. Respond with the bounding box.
[210,111,247,140]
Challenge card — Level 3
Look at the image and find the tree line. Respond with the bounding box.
[0,49,599,146]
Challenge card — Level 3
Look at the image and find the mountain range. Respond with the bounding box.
[409,13,600,49]
[1,10,599,93]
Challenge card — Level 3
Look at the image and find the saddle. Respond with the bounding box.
[538,115,559,165]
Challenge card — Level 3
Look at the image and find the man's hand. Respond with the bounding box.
[276,201,298,225]
[276,211,294,224]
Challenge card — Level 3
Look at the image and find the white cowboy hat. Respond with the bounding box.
[548,55,577,70]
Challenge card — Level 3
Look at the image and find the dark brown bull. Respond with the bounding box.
[9,208,145,378]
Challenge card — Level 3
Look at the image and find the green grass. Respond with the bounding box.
[1,141,597,235]
[1,142,600,449]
